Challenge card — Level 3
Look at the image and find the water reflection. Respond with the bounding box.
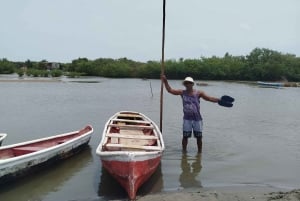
[97,167,127,200]
[98,163,163,200]
[179,153,202,188]
[138,163,163,196]
[0,146,93,200]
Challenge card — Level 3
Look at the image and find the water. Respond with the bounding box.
[0,76,299,200]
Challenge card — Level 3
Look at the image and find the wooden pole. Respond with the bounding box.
[160,0,166,132]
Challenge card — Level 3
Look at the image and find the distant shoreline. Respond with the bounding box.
[0,77,299,87]
[0,79,61,82]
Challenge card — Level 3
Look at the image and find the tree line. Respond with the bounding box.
[1,48,300,81]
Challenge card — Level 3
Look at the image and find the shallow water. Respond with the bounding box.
[0,76,299,200]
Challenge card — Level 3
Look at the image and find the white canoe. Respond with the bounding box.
[0,125,93,184]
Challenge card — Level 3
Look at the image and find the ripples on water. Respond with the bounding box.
[0,77,299,200]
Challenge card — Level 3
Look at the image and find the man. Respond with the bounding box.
[161,75,220,153]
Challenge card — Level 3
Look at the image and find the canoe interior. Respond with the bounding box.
[0,126,92,159]
[102,112,161,152]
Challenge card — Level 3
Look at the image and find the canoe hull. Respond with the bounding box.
[0,125,93,185]
[96,111,164,200]
[101,154,161,200]
[0,141,90,184]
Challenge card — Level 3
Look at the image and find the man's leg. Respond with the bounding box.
[182,137,188,153]
[183,120,192,153]
[196,137,202,153]
[193,120,203,153]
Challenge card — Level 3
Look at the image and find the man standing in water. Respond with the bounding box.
[161,75,220,153]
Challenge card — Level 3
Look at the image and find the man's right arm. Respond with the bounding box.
[161,75,182,95]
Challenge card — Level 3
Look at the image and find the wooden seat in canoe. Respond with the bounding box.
[111,118,151,124]
[116,113,143,118]
[106,133,158,140]
[114,129,156,148]
[108,124,153,129]
[104,143,161,151]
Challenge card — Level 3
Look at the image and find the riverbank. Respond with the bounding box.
[0,79,61,82]
[137,187,300,201]
[0,74,62,82]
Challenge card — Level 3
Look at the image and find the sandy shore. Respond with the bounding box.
[136,187,300,201]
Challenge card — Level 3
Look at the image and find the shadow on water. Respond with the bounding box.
[98,163,163,200]
[0,146,93,201]
[179,153,202,189]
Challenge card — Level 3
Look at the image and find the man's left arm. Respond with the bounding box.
[199,91,220,103]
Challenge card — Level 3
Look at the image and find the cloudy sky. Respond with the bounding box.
[1,0,299,63]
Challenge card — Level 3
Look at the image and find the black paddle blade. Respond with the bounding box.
[221,95,235,103]
[218,100,233,107]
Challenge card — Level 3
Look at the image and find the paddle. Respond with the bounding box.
[218,95,235,107]
[159,0,166,132]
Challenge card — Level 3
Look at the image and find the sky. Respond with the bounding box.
[1,0,299,63]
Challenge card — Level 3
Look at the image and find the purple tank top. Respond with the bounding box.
[181,90,202,121]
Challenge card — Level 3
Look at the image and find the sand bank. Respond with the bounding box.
[137,187,300,201]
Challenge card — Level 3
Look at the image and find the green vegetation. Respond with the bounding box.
[1,48,300,81]
[0,58,16,74]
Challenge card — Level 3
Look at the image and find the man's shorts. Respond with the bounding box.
[182,119,203,138]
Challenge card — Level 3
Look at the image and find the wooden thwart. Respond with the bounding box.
[108,124,153,129]
[105,143,162,151]
[111,118,151,124]
[106,133,158,140]
[117,113,142,118]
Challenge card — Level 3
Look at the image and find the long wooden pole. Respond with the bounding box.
[160,0,166,132]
